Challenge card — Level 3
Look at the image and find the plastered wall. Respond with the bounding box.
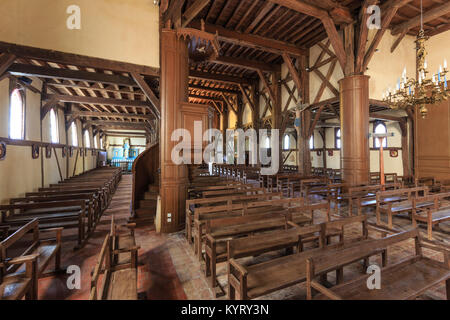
[0,77,99,204]
[0,0,160,68]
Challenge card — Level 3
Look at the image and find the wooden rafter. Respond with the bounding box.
[182,0,210,27]
[45,94,151,108]
[131,72,161,118]
[0,41,159,76]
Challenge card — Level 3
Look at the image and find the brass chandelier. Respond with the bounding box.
[383,0,449,118]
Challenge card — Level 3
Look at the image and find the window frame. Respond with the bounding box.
[49,108,59,143]
[84,130,91,148]
[283,134,290,150]
[373,121,388,149]
[70,122,78,147]
[335,128,341,149]
[9,81,26,140]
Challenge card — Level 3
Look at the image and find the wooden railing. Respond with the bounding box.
[131,143,159,215]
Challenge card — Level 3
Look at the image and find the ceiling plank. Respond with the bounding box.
[189,70,251,85]
[182,0,211,27]
[391,2,450,35]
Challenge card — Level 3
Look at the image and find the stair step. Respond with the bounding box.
[148,185,159,193]
[139,199,157,208]
[135,207,156,215]
[144,192,158,200]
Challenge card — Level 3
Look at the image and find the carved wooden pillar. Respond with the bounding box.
[159,29,189,233]
[339,75,370,186]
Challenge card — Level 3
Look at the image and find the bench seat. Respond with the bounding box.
[0,276,32,300]
[107,269,137,300]
[315,257,450,300]
[14,244,60,277]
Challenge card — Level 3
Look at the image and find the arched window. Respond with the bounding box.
[335,129,341,149]
[100,138,103,149]
[84,131,91,148]
[93,135,98,149]
[283,135,290,150]
[9,88,25,139]
[70,122,78,146]
[264,136,270,149]
[49,108,59,143]
[374,122,388,148]
[309,136,314,149]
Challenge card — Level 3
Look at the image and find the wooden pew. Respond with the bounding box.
[340,183,401,215]
[306,229,450,300]
[412,192,450,240]
[186,192,282,244]
[193,197,330,259]
[227,215,388,300]
[10,193,98,234]
[0,218,62,299]
[90,217,139,300]
[0,200,86,248]
[376,186,430,228]
[0,253,38,300]
[205,217,344,289]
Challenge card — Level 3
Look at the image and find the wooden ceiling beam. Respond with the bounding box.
[0,41,159,76]
[282,53,302,98]
[182,0,210,27]
[391,2,450,35]
[190,20,307,57]
[131,72,160,118]
[46,94,151,108]
[8,63,137,86]
[210,55,278,72]
[356,0,378,73]
[362,1,412,71]
[67,111,152,120]
[189,84,239,94]
[0,53,16,77]
[189,70,252,85]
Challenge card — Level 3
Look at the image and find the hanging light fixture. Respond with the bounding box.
[383,0,449,118]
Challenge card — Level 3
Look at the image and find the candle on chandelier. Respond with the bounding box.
[445,59,448,70]
[424,60,428,69]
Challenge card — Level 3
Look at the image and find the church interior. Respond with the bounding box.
[0,0,450,301]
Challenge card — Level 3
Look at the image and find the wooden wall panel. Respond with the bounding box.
[415,99,450,180]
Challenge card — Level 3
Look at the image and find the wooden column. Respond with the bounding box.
[339,75,370,186]
[271,70,282,169]
[159,29,189,233]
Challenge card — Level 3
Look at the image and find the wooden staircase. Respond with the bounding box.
[133,184,158,226]
[130,143,159,227]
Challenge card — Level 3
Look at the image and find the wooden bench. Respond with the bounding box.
[0,218,62,300]
[376,186,430,228]
[205,215,354,289]
[412,192,450,240]
[185,192,283,244]
[90,216,139,300]
[227,216,389,300]
[306,229,450,300]
[0,200,86,248]
[193,197,329,258]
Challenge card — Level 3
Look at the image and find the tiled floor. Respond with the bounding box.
[35,176,450,300]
